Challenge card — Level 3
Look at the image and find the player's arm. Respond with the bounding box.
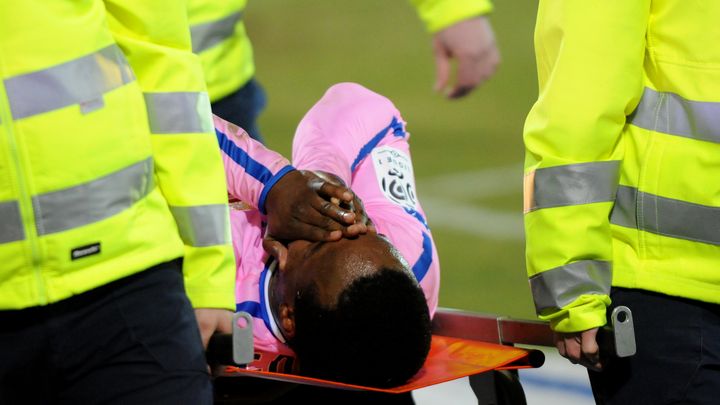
[213,115,365,267]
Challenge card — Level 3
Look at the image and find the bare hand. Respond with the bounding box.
[432,16,500,99]
[555,328,603,371]
[311,170,374,232]
[263,170,369,269]
[194,308,233,349]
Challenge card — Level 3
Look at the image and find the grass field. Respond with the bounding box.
[245,0,540,319]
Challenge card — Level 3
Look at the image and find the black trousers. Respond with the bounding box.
[589,287,720,404]
[0,260,212,405]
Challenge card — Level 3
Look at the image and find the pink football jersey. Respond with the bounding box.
[217,83,440,354]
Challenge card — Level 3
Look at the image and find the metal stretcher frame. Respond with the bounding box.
[431,307,554,404]
[209,307,555,404]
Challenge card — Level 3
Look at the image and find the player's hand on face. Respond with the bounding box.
[263,170,370,269]
[554,328,603,371]
[312,171,375,233]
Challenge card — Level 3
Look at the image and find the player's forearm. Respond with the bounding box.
[214,115,294,212]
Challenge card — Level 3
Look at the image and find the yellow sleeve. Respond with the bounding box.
[408,0,493,33]
[523,0,650,332]
[104,0,235,310]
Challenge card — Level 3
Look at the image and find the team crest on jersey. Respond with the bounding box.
[372,146,417,210]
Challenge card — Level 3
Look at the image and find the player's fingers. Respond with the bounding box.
[342,222,368,238]
[289,214,345,242]
[311,197,356,226]
[313,176,354,204]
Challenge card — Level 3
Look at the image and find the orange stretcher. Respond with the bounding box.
[208,308,553,403]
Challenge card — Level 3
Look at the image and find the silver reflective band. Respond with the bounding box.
[611,185,720,245]
[169,204,229,247]
[529,161,620,211]
[33,158,154,235]
[530,260,612,313]
[143,92,213,134]
[5,45,135,120]
[628,87,720,143]
[0,201,25,243]
[191,12,244,53]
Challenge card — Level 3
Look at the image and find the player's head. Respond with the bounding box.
[268,231,432,387]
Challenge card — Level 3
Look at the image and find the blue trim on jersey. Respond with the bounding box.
[257,259,276,333]
[235,259,275,334]
[404,207,429,230]
[391,119,406,138]
[350,116,405,173]
[216,127,274,184]
[236,301,261,318]
[411,231,433,282]
[258,165,295,215]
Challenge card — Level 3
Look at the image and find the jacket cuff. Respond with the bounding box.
[539,294,611,333]
[414,0,494,33]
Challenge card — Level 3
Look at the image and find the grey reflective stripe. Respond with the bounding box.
[609,186,638,230]
[191,11,244,53]
[611,185,720,245]
[530,161,620,211]
[169,204,229,247]
[33,158,154,235]
[530,260,612,312]
[0,201,25,243]
[628,87,720,143]
[143,92,213,134]
[5,45,135,120]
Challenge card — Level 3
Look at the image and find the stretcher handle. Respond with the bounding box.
[206,312,254,366]
[598,306,636,358]
[432,306,636,360]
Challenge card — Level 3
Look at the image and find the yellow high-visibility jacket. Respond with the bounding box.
[188,0,493,103]
[188,0,254,103]
[0,0,235,311]
[524,0,720,332]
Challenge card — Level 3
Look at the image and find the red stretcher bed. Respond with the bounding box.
[208,308,553,404]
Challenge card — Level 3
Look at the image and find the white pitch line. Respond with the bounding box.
[420,196,524,240]
[418,164,523,199]
[417,164,525,240]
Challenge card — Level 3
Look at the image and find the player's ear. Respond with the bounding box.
[279,303,296,339]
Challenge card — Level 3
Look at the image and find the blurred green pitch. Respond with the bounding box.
[246,0,539,319]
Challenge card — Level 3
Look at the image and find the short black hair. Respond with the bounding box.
[289,268,432,387]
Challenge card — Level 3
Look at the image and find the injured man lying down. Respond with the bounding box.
[215,83,440,388]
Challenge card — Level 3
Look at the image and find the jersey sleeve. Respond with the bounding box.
[214,115,294,214]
